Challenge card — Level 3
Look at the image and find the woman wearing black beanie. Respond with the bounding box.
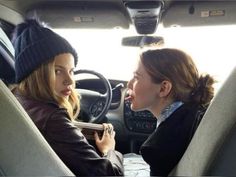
[11,19,123,176]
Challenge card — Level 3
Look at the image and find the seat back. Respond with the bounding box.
[170,67,236,176]
[0,79,75,176]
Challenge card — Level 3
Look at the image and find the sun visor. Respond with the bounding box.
[26,2,129,29]
[162,1,236,27]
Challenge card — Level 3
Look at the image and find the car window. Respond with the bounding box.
[55,23,236,93]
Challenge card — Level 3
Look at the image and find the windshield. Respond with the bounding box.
[55,24,236,91]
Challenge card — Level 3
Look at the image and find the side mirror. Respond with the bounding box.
[122,36,164,47]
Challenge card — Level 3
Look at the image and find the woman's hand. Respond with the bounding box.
[94,123,116,156]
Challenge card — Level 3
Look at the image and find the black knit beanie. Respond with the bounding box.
[13,19,78,83]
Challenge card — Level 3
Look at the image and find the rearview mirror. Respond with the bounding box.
[122,36,164,47]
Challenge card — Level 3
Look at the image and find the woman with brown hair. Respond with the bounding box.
[126,48,215,176]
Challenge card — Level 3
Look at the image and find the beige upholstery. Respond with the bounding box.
[170,67,236,176]
[0,80,74,176]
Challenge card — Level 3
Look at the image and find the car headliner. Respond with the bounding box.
[1,0,236,31]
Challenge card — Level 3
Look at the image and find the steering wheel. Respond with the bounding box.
[74,69,112,123]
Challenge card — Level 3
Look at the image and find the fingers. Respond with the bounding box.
[107,126,113,135]
[94,131,100,142]
[96,123,116,153]
[103,123,114,137]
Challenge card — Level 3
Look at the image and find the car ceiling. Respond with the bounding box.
[1,0,236,35]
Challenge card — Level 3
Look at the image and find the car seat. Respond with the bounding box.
[170,66,236,176]
[0,27,74,176]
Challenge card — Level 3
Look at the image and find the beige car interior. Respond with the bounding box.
[170,66,236,175]
[1,18,236,175]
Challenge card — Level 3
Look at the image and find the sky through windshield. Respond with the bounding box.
[55,24,236,92]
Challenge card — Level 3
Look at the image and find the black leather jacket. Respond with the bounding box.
[15,93,124,176]
[140,103,207,176]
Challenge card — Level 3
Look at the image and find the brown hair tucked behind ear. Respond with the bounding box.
[140,48,215,105]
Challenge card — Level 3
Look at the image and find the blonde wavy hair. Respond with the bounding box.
[17,58,80,120]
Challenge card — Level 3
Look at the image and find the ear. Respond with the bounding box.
[159,80,172,98]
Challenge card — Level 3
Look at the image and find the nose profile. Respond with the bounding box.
[127,79,133,89]
[63,72,73,85]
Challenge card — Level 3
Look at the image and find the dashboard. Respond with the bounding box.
[124,100,156,134]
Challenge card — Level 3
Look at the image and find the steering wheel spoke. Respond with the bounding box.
[100,92,109,98]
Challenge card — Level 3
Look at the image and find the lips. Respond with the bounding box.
[125,89,134,101]
[125,95,132,101]
[61,88,72,96]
